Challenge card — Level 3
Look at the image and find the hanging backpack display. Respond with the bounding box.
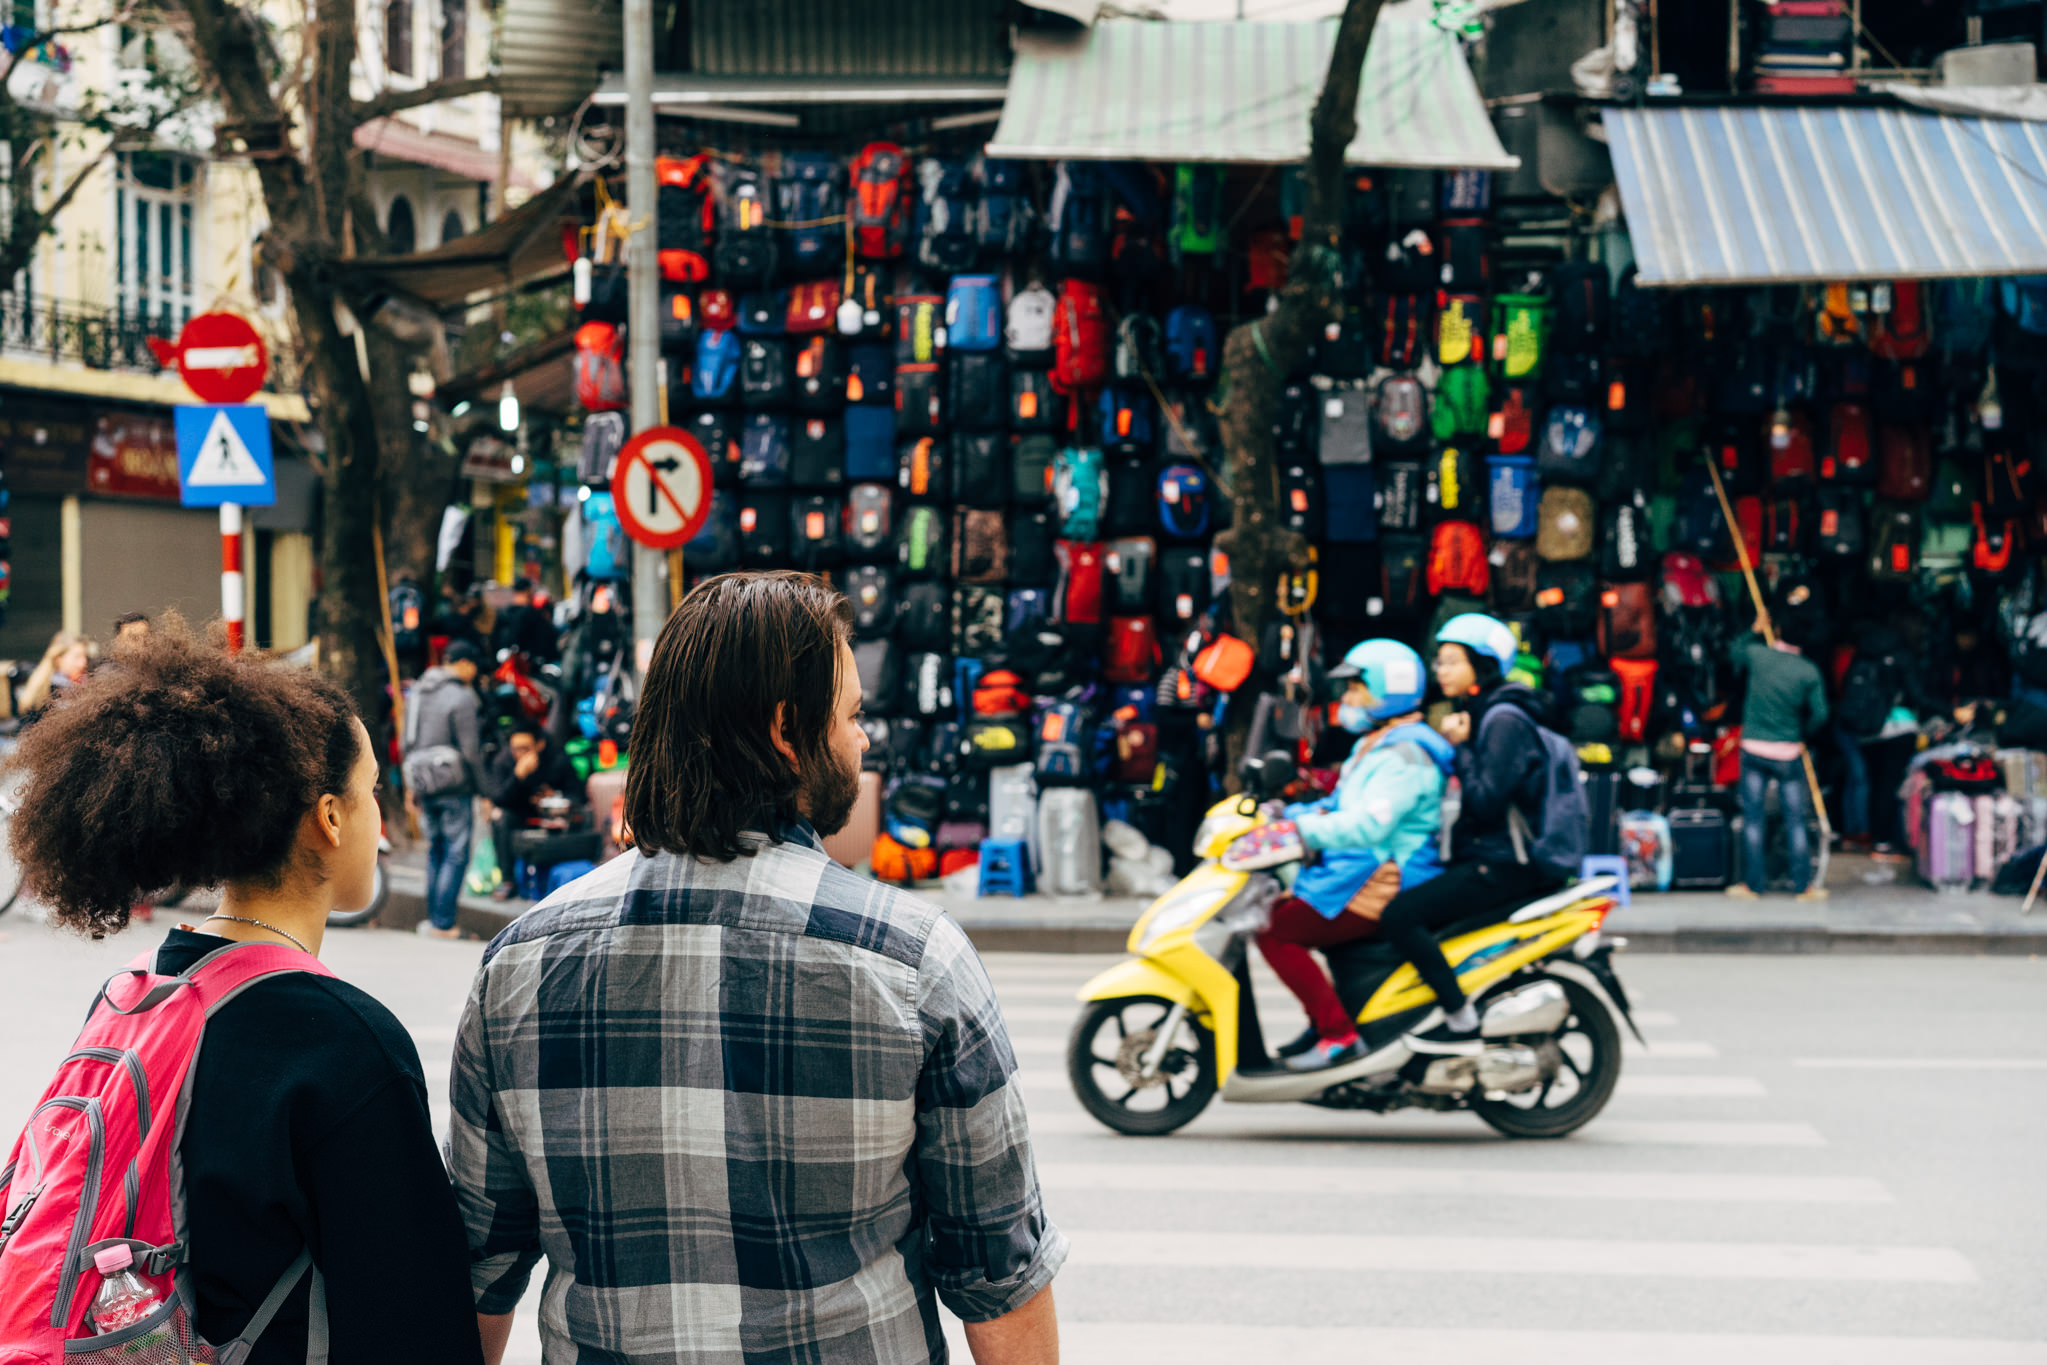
[685,488,741,572]
[1006,283,1057,362]
[1433,363,1490,440]
[1549,261,1610,352]
[1155,462,1211,540]
[1377,293,1428,368]
[897,435,946,500]
[738,413,792,487]
[1098,386,1154,448]
[898,581,950,652]
[1813,485,1864,559]
[951,431,1008,508]
[1009,369,1061,432]
[1486,454,1539,539]
[1115,313,1165,383]
[845,483,894,560]
[1491,294,1551,381]
[1537,405,1602,483]
[895,363,946,437]
[578,409,628,486]
[1107,537,1157,613]
[737,491,791,566]
[1762,496,1805,554]
[1051,279,1110,395]
[1056,539,1106,624]
[1053,446,1107,540]
[975,157,1033,256]
[790,493,845,569]
[1536,485,1597,562]
[1868,503,1919,581]
[845,405,896,482]
[896,503,948,578]
[1319,305,1374,381]
[655,153,717,282]
[1293,460,1339,541]
[713,163,778,288]
[945,274,1003,353]
[574,321,627,411]
[1426,444,1482,522]
[1876,422,1932,502]
[953,507,1009,584]
[1373,374,1429,458]
[850,142,913,259]
[739,337,790,408]
[838,265,891,341]
[1049,161,1108,271]
[846,344,894,408]
[1159,547,1210,624]
[1171,164,1226,255]
[1599,494,1653,581]
[1535,562,1598,639]
[1598,581,1657,659]
[1012,432,1057,506]
[1376,459,1423,532]
[1104,615,1163,684]
[790,416,845,488]
[1318,383,1373,466]
[775,152,842,269]
[950,353,1009,430]
[1427,520,1489,597]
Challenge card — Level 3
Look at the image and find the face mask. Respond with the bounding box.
[1337,703,1373,734]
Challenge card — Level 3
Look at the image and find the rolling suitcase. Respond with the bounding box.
[823,770,884,868]
[1038,786,1102,895]
[989,763,1041,873]
[1919,791,1974,892]
[1668,807,1730,889]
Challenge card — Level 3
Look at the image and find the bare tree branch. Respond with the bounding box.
[352,74,499,124]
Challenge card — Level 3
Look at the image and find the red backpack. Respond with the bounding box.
[1868,281,1931,361]
[1,943,333,1358]
[849,142,912,259]
[1051,280,1109,397]
[1056,539,1105,624]
[1611,655,1658,741]
[654,153,717,282]
[1598,581,1657,659]
[1658,551,1717,610]
[1821,402,1873,484]
[1426,521,1489,597]
[574,321,627,411]
[1104,615,1163,684]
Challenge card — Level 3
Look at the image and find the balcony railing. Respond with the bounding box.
[0,294,177,373]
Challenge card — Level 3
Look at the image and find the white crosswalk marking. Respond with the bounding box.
[1037,1161,1889,1204]
[1793,1057,2047,1070]
[940,1322,2047,1365]
[1062,1229,1975,1282]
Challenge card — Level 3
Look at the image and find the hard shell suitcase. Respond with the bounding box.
[1920,791,1975,892]
[1038,786,1102,895]
[1668,806,1730,889]
[823,770,884,868]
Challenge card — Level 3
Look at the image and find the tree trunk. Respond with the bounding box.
[1216,0,1385,777]
[363,322,461,592]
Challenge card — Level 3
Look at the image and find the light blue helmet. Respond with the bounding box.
[1327,639,1429,721]
[1435,612,1519,676]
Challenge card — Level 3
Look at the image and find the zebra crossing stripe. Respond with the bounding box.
[1035,1161,1887,1203]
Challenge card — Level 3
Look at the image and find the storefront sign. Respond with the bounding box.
[0,396,91,495]
[87,411,181,502]
[461,433,520,483]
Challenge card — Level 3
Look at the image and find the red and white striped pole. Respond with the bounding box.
[220,502,245,653]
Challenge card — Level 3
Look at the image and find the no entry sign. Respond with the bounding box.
[610,426,712,550]
[148,312,270,405]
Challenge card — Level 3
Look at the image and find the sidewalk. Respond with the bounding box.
[379,849,2047,954]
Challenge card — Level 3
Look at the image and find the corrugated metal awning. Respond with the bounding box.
[496,0,623,118]
[353,119,542,190]
[983,17,1516,168]
[346,173,585,308]
[1605,105,2047,287]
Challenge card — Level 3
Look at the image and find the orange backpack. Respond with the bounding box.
[1426,520,1489,597]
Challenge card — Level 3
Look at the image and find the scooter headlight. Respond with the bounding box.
[1133,883,1234,953]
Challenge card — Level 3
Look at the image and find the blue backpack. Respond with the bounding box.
[693,329,740,401]
[1006,587,1051,632]
[1673,466,1728,557]
[1049,161,1107,270]
[1035,696,1096,785]
[685,489,741,571]
[1097,386,1154,448]
[1937,278,1996,354]
[976,158,1033,255]
[915,157,978,273]
[777,152,841,268]
[844,405,896,481]
[1165,306,1218,382]
[2001,276,2047,336]
[582,491,629,581]
[1053,446,1106,540]
[739,413,792,486]
[945,275,1003,352]
[1155,462,1211,540]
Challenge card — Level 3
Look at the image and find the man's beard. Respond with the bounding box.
[801,744,861,837]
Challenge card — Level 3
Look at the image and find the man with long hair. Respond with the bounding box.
[448,572,1063,1365]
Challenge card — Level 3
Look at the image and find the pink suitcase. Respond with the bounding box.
[1920,791,1974,892]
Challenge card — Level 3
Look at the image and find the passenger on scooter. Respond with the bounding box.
[1385,613,1584,1056]
[1230,641,1457,1073]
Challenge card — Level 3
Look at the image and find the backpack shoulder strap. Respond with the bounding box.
[185,941,336,1018]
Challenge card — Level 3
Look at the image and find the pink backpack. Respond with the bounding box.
[0,941,332,1362]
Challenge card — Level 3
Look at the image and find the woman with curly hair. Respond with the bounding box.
[5,619,484,1364]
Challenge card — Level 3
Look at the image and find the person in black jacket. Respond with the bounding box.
[483,719,587,899]
[1376,613,1572,1055]
[4,618,484,1365]
[490,577,560,664]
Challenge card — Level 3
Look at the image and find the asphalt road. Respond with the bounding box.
[4,913,2043,1363]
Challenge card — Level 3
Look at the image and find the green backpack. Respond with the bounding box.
[1432,362,1491,439]
[1490,294,1552,382]
[1172,165,1226,256]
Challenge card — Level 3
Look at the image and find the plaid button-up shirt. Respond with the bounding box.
[446,824,1064,1364]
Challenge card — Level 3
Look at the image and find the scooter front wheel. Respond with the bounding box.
[1066,995,1216,1137]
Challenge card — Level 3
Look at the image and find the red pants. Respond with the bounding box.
[1255,895,1375,1043]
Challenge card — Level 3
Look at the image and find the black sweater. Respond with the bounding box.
[1450,684,1551,868]
[156,930,484,1365]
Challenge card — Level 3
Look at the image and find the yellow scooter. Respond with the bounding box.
[1068,753,1642,1138]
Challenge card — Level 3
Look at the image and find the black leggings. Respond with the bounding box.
[1376,860,1560,1012]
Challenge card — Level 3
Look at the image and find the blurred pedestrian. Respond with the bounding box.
[1,619,485,1363]
[403,638,485,937]
[448,572,1064,1365]
[482,719,583,900]
[1729,614,1830,900]
[490,577,558,664]
[17,631,98,717]
[111,612,150,648]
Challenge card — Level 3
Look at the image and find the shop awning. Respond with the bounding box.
[983,16,1517,168]
[346,173,585,309]
[1604,105,2047,287]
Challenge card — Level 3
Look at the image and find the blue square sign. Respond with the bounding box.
[176,404,275,508]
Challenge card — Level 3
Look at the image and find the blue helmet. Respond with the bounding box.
[1327,639,1428,721]
[1435,612,1519,676]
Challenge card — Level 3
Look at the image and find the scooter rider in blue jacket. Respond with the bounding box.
[1232,640,1458,1073]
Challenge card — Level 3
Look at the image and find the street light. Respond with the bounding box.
[499,379,519,433]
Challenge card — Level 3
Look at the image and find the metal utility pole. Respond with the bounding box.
[624,0,667,667]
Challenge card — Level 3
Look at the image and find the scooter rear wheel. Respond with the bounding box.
[1067,995,1216,1137]
[1471,976,1621,1140]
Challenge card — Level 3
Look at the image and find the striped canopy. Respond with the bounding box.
[1606,105,2047,286]
[984,17,1517,169]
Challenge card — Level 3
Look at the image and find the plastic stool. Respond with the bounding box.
[977,839,1033,898]
[1579,854,1631,906]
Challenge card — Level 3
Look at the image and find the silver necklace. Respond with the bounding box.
[201,914,312,954]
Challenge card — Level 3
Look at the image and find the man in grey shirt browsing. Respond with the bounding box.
[448,572,1064,1364]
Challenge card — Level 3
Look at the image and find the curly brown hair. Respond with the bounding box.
[624,572,852,862]
[7,616,364,938]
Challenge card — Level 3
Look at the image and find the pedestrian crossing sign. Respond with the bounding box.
[176,404,275,507]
